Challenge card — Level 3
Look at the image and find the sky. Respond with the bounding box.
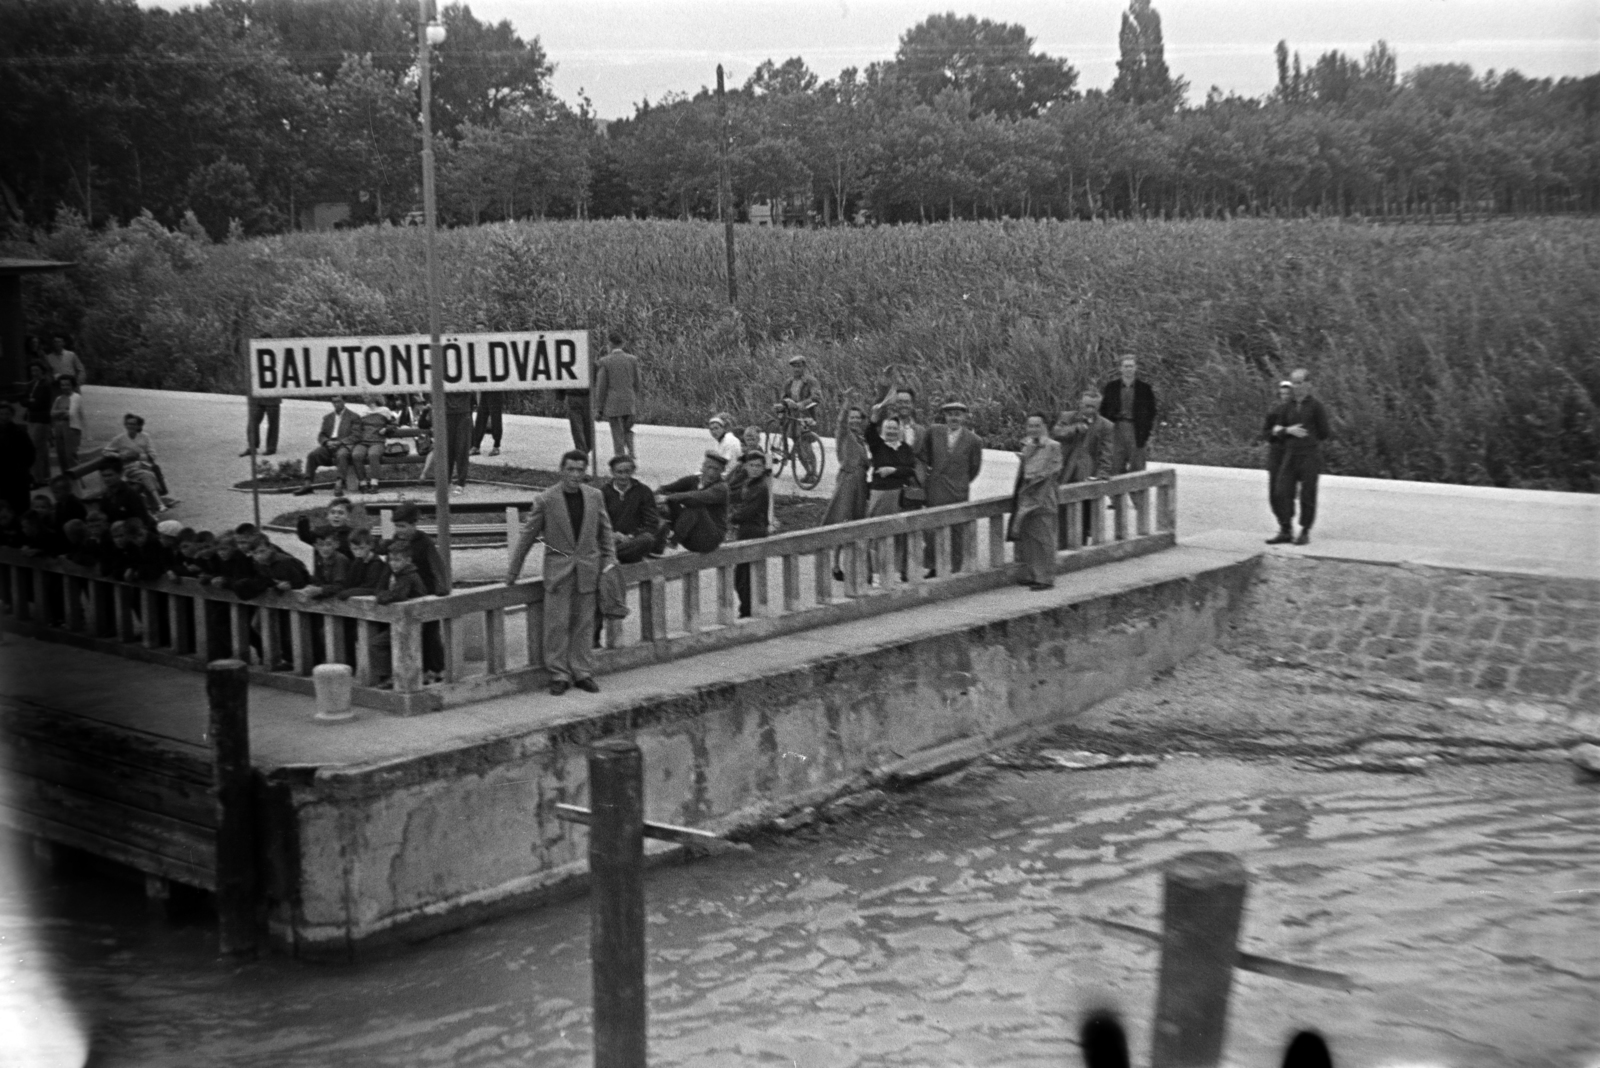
[131,0,1599,118]
[503,0,1599,118]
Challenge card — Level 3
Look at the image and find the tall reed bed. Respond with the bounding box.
[23,215,1598,490]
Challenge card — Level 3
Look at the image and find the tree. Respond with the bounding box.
[1111,0,1185,109]
[891,13,1077,120]
[321,54,415,222]
[431,3,552,138]
[744,57,818,98]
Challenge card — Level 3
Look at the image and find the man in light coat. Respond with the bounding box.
[918,400,984,574]
[593,330,641,459]
[1054,389,1115,546]
[507,449,616,695]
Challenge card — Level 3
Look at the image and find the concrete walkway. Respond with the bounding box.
[70,386,1598,582]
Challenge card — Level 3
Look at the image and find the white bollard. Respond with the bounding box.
[312,663,357,722]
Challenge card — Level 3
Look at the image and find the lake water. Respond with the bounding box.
[3,756,1596,1067]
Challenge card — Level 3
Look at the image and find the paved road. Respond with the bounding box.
[74,386,1599,580]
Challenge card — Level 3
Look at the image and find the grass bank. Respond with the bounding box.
[19,215,1598,490]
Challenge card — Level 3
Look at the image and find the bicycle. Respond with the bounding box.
[764,401,827,491]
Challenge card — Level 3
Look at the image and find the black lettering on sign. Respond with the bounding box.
[555,339,578,381]
[467,342,487,383]
[303,348,325,388]
[364,346,386,386]
[532,338,551,380]
[487,341,511,382]
[255,349,278,390]
[343,345,361,386]
[324,346,346,387]
[282,348,303,389]
[443,343,463,384]
[510,341,530,379]
[391,345,413,388]
[418,343,433,385]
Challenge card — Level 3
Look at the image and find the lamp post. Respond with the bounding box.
[418,1,452,589]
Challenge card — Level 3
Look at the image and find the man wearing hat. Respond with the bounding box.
[917,400,984,574]
[602,453,662,564]
[774,354,822,482]
[656,451,730,554]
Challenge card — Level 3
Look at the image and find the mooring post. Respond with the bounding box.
[208,658,257,957]
[1149,850,1248,1068]
[589,739,646,1068]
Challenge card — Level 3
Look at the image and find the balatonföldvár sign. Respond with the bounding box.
[249,331,589,398]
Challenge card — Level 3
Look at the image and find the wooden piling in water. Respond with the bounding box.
[208,659,257,957]
[1149,850,1248,1068]
[589,739,646,1068]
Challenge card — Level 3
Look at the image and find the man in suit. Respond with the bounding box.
[1054,389,1115,546]
[601,453,661,564]
[918,400,984,574]
[1099,354,1157,475]
[593,331,641,459]
[1268,368,1334,546]
[507,449,616,695]
[293,397,360,495]
[657,452,730,554]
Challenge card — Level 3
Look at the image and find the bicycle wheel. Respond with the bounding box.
[793,428,826,490]
[763,422,792,479]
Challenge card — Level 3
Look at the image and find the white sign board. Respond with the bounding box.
[248,331,589,398]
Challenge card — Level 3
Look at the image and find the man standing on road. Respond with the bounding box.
[1099,354,1157,476]
[1054,389,1115,545]
[593,330,641,459]
[918,400,983,574]
[241,395,281,458]
[1268,368,1333,546]
[507,449,616,695]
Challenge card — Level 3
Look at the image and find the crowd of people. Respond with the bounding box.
[5,337,1336,696]
[0,485,448,687]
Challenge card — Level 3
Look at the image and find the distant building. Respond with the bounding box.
[298,200,352,231]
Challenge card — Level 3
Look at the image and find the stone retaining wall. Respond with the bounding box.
[1228,556,1599,707]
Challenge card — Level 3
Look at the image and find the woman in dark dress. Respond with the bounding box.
[863,413,917,583]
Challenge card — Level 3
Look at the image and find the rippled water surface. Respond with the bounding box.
[4,758,1597,1067]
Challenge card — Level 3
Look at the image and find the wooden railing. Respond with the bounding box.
[0,469,1176,715]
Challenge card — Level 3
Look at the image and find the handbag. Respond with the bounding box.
[899,474,926,507]
[382,439,410,458]
[598,567,630,619]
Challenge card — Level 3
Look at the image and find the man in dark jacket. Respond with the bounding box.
[1099,354,1158,475]
[657,452,730,554]
[601,454,660,564]
[293,397,360,496]
[1269,369,1334,546]
[728,450,772,618]
[0,402,37,514]
[96,458,154,527]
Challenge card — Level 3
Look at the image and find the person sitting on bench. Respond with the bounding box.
[601,453,661,564]
[294,396,360,496]
[656,451,730,554]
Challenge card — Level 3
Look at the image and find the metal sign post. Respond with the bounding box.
[418,0,451,589]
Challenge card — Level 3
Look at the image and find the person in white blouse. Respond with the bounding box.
[707,412,743,468]
[101,411,178,512]
[49,375,83,479]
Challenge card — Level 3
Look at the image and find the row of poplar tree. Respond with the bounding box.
[3,0,1596,235]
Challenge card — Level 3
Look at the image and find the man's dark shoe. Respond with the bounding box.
[925,569,938,579]
[574,677,600,693]
[1266,530,1293,544]
[292,485,315,496]
[831,567,845,582]
[238,448,252,457]
[548,679,571,696]
[1294,530,1311,546]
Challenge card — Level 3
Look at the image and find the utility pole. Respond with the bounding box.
[717,64,736,304]
[419,0,453,588]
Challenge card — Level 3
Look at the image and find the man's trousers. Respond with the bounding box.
[1273,449,1321,532]
[542,576,597,683]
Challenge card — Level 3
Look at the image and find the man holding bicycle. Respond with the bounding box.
[774,354,821,484]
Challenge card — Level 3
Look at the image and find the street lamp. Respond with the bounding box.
[418,1,452,588]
